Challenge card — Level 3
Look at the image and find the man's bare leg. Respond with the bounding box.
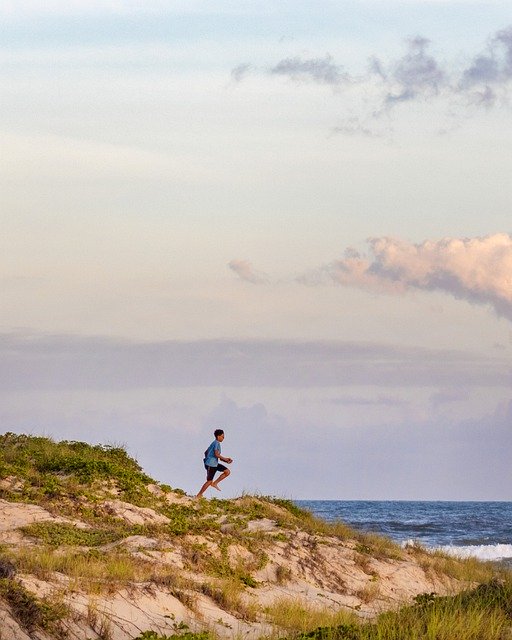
[196,480,213,497]
[211,469,230,491]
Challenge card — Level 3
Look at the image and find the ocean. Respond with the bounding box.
[296,501,512,563]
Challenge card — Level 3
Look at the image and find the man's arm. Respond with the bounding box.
[214,448,233,464]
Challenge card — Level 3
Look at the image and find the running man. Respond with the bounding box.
[196,429,233,497]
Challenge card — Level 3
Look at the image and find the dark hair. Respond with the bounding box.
[214,429,224,438]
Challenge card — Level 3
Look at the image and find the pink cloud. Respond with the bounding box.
[327,233,512,319]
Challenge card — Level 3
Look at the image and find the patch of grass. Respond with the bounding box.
[265,597,357,634]
[200,579,258,620]
[0,432,154,507]
[239,573,258,588]
[134,629,210,640]
[414,546,500,584]
[0,578,69,636]
[354,544,372,555]
[271,532,289,543]
[180,536,262,591]
[352,531,403,561]
[21,521,125,547]
[267,497,309,519]
[6,546,169,594]
[8,542,206,603]
[236,496,399,557]
[163,504,208,536]
[295,579,512,640]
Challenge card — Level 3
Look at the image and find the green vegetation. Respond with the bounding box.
[134,628,210,640]
[0,432,148,483]
[0,578,69,637]
[0,432,148,519]
[407,541,499,584]
[265,597,357,633]
[21,521,127,547]
[295,579,512,640]
[200,578,259,620]
[3,545,195,596]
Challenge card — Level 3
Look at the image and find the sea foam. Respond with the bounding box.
[402,540,512,561]
[435,543,512,561]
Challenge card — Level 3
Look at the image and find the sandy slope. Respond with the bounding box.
[0,492,467,640]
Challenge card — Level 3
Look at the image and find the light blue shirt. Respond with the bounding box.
[204,439,221,467]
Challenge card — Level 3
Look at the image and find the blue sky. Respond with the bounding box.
[1,0,512,499]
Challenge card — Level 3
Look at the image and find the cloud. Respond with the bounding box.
[269,55,347,86]
[0,332,509,391]
[325,233,512,321]
[235,25,512,134]
[385,36,445,104]
[331,118,381,138]
[462,55,500,87]
[228,259,268,284]
[230,63,252,83]
[462,26,512,87]
[325,249,407,294]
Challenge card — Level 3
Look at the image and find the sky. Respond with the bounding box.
[1,0,512,500]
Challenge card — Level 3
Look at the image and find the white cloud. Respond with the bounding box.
[326,233,512,320]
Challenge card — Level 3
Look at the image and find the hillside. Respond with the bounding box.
[0,433,503,640]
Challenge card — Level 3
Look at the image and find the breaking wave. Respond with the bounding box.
[435,543,512,561]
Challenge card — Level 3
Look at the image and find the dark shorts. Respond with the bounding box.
[205,463,227,482]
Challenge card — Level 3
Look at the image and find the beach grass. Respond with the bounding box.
[264,597,358,634]
[293,578,512,640]
[407,540,502,584]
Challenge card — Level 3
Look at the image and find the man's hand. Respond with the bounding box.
[225,457,233,464]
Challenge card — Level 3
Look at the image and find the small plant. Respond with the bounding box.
[134,631,210,640]
[239,573,258,588]
[275,564,292,584]
[271,532,289,543]
[413,591,438,606]
[355,580,380,604]
[0,557,16,579]
[354,544,372,555]
[298,623,360,640]
[0,578,69,636]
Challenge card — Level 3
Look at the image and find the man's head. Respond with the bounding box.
[214,428,224,441]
